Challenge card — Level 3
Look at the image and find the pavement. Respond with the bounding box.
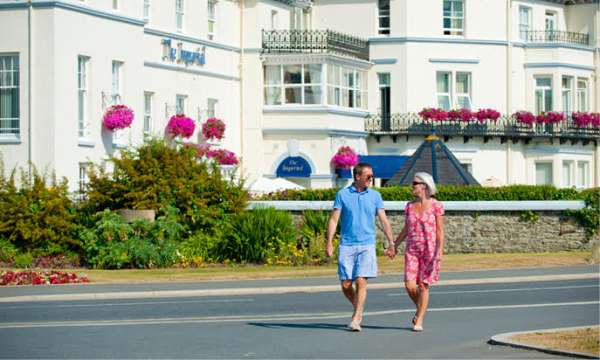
[0,265,600,358]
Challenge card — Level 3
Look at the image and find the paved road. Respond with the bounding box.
[0,269,598,358]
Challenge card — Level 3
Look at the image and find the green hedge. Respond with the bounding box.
[257,185,587,201]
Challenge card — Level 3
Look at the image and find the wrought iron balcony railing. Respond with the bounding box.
[365,113,600,144]
[520,30,590,46]
[262,30,370,61]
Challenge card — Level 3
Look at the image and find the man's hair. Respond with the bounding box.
[353,162,372,179]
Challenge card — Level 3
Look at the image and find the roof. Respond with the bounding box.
[385,135,480,186]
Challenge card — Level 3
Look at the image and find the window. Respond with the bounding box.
[176,0,184,32]
[378,73,391,130]
[264,64,327,106]
[176,94,187,114]
[378,0,390,35]
[271,10,278,30]
[577,78,588,112]
[0,55,19,137]
[545,11,557,41]
[77,56,89,138]
[78,163,90,197]
[577,161,589,188]
[518,6,531,41]
[535,162,553,185]
[535,76,552,114]
[436,72,451,110]
[208,0,216,40]
[562,160,574,188]
[290,8,310,30]
[111,61,123,104]
[327,64,366,109]
[112,0,119,10]
[143,92,153,135]
[443,0,464,36]
[207,98,218,118]
[143,0,151,23]
[460,162,473,174]
[456,72,471,109]
[561,76,573,113]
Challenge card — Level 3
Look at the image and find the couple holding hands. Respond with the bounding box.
[326,163,444,332]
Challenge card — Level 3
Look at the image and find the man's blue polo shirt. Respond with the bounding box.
[333,185,384,246]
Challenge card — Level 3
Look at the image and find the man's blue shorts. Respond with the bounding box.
[337,244,378,281]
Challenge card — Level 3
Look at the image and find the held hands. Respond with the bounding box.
[384,245,396,259]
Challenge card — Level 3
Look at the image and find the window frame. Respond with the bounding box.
[207,98,218,118]
[0,54,20,137]
[518,5,531,41]
[111,60,123,105]
[443,0,465,36]
[208,0,217,40]
[561,75,573,114]
[378,0,390,35]
[534,75,553,114]
[535,161,554,186]
[577,78,588,112]
[436,71,452,110]
[143,91,154,136]
[77,55,90,139]
[455,71,472,109]
[562,160,574,188]
[176,94,187,115]
[176,0,185,32]
[577,161,590,189]
[143,0,151,23]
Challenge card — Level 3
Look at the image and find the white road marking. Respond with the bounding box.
[386,284,598,296]
[0,301,596,329]
[2,298,255,310]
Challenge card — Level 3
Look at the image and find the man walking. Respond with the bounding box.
[326,163,395,331]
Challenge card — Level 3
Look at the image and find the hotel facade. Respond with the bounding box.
[0,0,598,191]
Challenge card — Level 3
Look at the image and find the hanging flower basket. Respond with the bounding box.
[331,146,359,169]
[167,114,195,138]
[201,118,226,141]
[207,148,239,165]
[102,104,134,131]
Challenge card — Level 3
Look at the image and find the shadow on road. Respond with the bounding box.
[248,322,412,332]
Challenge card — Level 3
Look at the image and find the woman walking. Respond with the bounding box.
[387,172,444,332]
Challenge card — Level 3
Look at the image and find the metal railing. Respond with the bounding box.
[365,113,600,142]
[520,30,590,46]
[262,30,370,61]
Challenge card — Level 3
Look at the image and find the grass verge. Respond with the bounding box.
[509,326,599,357]
[1,251,590,284]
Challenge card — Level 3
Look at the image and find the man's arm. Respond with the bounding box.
[326,209,341,257]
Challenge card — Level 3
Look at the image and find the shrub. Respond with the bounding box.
[0,238,16,264]
[81,209,182,269]
[14,252,33,269]
[223,207,297,264]
[0,166,79,256]
[81,139,247,236]
[178,229,228,266]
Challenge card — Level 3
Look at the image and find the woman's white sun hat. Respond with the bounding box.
[414,172,437,197]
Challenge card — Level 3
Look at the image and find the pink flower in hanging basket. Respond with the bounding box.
[331,146,359,169]
[201,118,226,140]
[475,108,501,123]
[167,114,195,138]
[207,148,239,165]
[512,111,536,126]
[102,104,134,131]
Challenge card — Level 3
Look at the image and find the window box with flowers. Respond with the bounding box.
[103,104,134,148]
[535,111,565,134]
[331,146,359,179]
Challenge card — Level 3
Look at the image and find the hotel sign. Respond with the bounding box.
[276,157,312,178]
[161,38,206,66]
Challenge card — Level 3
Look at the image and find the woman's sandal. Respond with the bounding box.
[413,324,423,332]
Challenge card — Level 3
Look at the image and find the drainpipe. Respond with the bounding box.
[27,0,33,179]
[506,0,512,185]
[239,0,245,174]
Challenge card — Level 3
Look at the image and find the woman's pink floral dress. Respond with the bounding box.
[404,199,444,285]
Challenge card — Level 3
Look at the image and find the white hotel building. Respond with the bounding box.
[0,0,598,191]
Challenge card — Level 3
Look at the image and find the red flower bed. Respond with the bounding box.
[0,270,89,286]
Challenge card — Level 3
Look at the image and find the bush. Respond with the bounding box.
[296,211,338,264]
[568,187,600,239]
[178,228,229,266]
[81,209,182,269]
[0,238,16,264]
[81,139,247,236]
[0,166,79,256]
[223,207,297,264]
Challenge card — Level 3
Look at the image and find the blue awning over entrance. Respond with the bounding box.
[359,155,410,179]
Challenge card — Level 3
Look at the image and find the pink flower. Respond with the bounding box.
[419,108,449,122]
[103,105,134,131]
[206,148,239,165]
[167,114,195,138]
[201,118,226,140]
[331,146,359,169]
[475,108,500,123]
[513,111,536,126]
[448,108,474,122]
[536,111,565,124]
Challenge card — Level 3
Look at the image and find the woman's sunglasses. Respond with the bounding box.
[412,181,425,186]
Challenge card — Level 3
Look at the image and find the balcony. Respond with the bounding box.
[520,30,590,46]
[365,113,600,145]
[261,30,369,61]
